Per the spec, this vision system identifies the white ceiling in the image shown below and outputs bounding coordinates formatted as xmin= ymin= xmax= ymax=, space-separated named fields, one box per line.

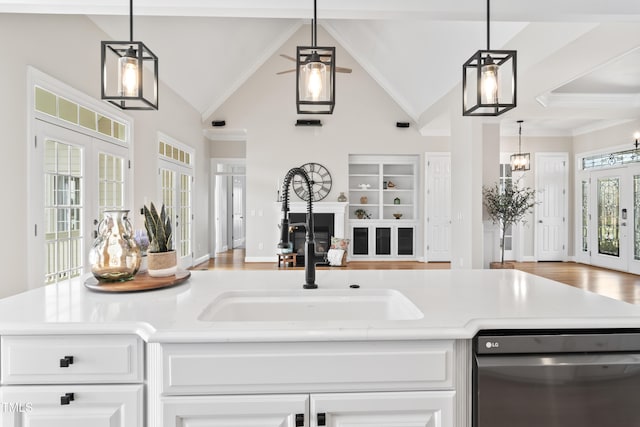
xmin=3 ymin=0 xmax=640 ymax=136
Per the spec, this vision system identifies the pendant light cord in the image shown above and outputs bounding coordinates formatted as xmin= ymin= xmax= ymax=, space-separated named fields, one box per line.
xmin=486 ymin=0 xmax=490 ymax=50
xmin=518 ymin=121 xmax=523 ymax=153
xmin=312 ymin=0 xmax=317 ymax=47
xmin=129 ymin=0 xmax=133 ymax=42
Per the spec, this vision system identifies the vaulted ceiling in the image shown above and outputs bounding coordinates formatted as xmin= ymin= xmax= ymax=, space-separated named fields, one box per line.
xmin=3 ymin=0 xmax=640 ymax=136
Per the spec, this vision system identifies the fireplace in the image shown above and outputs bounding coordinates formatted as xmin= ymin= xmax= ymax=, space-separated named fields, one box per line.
xmin=289 ymin=213 xmax=334 ymax=264
xmin=274 ymin=201 xmax=347 ymax=264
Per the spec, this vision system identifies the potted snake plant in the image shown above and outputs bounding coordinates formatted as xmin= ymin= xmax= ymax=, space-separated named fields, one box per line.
xmin=143 ymin=202 xmax=177 ymax=277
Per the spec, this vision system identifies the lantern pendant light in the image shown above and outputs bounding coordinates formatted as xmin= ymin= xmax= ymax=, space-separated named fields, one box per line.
xmin=101 ymin=0 xmax=159 ymax=110
xmin=462 ymin=0 xmax=517 ymax=116
xmin=296 ymin=0 xmax=336 ymax=114
xmin=510 ymin=120 xmax=530 ymax=171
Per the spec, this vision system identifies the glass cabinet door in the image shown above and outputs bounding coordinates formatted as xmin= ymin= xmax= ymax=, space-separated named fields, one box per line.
xmin=352 ymin=227 xmax=369 ymax=255
xmin=397 ymin=227 xmax=414 ymax=256
xmin=375 ymin=227 xmax=391 ymax=255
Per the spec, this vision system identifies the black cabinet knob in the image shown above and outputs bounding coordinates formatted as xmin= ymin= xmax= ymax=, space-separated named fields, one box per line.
xmin=295 ymin=413 xmax=304 ymax=427
xmin=59 ymin=355 xmax=74 ymax=367
xmin=317 ymin=413 xmax=326 ymax=426
xmin=60 ymin=393 xmax=74 ymax=405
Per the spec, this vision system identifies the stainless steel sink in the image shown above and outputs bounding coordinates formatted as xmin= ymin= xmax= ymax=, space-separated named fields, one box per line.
xmin=198 ymin=289 xmax=424 ymax=322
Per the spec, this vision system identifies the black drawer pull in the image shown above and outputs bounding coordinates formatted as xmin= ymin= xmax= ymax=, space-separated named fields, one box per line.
xmin=60 ymin=393 xmax=74 ymax=405
xmin=295 ymin=413 xmax=304 ymax=427
xmin=317 ymin=413 xmax=326 ymax=426
xmin=59 ymin=356 xmax=74 ymax=367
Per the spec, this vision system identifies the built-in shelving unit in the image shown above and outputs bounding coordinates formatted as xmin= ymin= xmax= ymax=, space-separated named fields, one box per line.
xmin=348 ymin=155 xmax=419 ymax=259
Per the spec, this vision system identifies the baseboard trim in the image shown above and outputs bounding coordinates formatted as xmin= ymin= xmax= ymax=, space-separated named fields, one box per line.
xmin=520 ymin=256 xmax=537 ymax=262
xmin=194 ymin=254 xmax=210 ymax=266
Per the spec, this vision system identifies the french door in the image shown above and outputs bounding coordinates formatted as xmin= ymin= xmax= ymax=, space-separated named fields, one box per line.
xmin=160 ymin=164 xmax=193 ymax=268
xmin=31 ymin=120 xmax=129 ymax=286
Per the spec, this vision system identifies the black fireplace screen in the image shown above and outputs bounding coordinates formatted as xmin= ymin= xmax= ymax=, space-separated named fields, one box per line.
xmin=289 ymin=213 xmax=334 ymax=262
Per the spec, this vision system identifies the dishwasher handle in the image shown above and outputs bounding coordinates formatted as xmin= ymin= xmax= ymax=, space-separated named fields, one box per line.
xmin=476 ymin=353 xmax=640 ymax=369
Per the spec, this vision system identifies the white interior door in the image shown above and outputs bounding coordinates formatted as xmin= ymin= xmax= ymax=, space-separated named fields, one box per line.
xmin=535 ymin=153 xmax=568 ymax=261
xmin=425 ymin=153 xmax=451 ymax=262
xmin=232 ymin=175 xmax=246 ymax=248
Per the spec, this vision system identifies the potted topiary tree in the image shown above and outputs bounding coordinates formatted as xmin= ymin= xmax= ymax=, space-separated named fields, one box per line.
xmin=143 ymin=202 xmax=177 ymax=277
xmin=483 ymin=180 xmax=537 ymax=268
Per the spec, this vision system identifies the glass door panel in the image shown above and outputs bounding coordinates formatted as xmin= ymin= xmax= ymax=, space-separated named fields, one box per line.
xmin=597 ymin=177 xmax=620 ymax=257
xmin=44 ymin=139 xmax=84 ymax=284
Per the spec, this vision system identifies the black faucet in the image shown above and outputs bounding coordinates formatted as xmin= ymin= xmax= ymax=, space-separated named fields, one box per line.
xmin=278 ymin=167 xmax=323 ymax=289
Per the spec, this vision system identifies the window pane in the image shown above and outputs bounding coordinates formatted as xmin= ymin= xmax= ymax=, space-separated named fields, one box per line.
xmin=35 ymin=87 xmax=57 ymax=116
xmin=79 ymin=107 xmax=96 ymax=130
xmin=58 ymin=97 xmax=78 ymax=124
xmin=97 ymin=115 xmax=112 ymax=136
xmin=113 ymin=122 xmax=126 ymax=141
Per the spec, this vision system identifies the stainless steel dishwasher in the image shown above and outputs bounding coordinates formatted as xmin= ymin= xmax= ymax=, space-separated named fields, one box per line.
xmin=473 ymin=329 xmax=640 ymax=427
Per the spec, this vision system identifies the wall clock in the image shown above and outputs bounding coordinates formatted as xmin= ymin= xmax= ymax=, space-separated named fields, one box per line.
xmin=293 ymin=162 xmax=332 ymax=201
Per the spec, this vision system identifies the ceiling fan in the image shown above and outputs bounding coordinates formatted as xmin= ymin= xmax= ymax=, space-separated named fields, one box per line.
xmin=275 ymin=0 xmax=352 ymax=76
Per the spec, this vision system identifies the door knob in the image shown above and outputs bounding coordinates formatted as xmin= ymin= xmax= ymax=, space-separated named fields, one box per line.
xmin=538 ymin=220 xmax=543 ymax=223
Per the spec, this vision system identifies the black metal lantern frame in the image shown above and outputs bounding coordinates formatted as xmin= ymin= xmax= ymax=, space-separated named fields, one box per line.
xmin=463 ymin=49 xmax=516 ymax=116
xmin=296 ymin=46 xmax=336 ymax=114
xmin=101 ymin=0 xmax=158 ymax=110
xmin=296 ymin=0 xmax=336 ymax=114
xmin=101 ymin=41 xmax=158 ymax=110
xmin=510 ymin=120 xmax=530 ymax=171
xmin=462 ymin=0 xmax=517 ymax=116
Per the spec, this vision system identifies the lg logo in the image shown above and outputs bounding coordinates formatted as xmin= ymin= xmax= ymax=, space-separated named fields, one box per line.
xmin=485 ymin=341 xmax=500 ymax=349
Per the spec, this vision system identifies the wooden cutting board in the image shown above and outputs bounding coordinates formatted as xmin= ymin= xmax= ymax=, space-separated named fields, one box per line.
xmin=84 ymin=269 xmax=191 ymax=293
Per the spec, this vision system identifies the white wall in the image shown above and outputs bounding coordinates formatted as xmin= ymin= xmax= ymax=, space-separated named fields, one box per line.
xmin=209 ymin=26 xmax=447 ymax=261
xmin=0 ymin=13 xmax=209 ymax=298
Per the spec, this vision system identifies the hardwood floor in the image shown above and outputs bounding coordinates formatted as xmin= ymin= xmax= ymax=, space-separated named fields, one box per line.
xmin=195 ymin=250 xmax=640 ymax=304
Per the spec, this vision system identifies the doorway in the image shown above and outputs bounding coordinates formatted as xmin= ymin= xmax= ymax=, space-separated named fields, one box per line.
xmin=535 ymin=153 xmax=568 ymax=261
xmin=32 ymin=120 xmax=130 ymax=285
xmin=425 ymin=153 xmax=451 ymax=262
xmin=578 ymin=165 xmax=640 ymax=274
xmin=212 ymin=159 xmax=246 ymax=254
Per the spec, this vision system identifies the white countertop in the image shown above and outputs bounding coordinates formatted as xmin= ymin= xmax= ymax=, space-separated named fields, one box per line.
xmin=0 ymin=269 xmax=639 ymax=342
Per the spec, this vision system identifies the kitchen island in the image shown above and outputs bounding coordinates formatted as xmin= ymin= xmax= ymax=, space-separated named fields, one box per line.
xmin=0 ymin=269 xmax=639 ymax=426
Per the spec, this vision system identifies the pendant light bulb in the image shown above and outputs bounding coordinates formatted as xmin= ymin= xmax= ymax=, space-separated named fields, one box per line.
xmin=481 ymin=57 xmax=498 ymax=105
xmin=305 ymin=61 xmax=325 ymax=100
xmin=119 ymin=47 xmax=139 ymax=97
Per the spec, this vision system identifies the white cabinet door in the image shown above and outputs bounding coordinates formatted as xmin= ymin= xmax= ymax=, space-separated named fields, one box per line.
xmin=0 ymin=384 xmax=143 ymax=427
xmin=310 ymin=391 xmax=455 ymax=427
xmin=162 ymin=394 xmax=309 ymax=427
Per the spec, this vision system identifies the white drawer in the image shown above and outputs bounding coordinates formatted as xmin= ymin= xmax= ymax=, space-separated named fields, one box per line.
xmin=159 ymin=340 xmax=453 ymax=395
xmin=1 ymin=335 xmax=143 ymax=384
xmin=0 ymin=384 xmax=143 ymax=427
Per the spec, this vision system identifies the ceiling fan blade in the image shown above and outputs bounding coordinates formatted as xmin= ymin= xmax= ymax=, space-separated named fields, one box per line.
xmin=280 ymin=54 xmax=296 ymax=62
xmin=276 ymin=69 xmax=296 ymax=75
xmin=336 ymin=66 xmax=353 ymax=74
